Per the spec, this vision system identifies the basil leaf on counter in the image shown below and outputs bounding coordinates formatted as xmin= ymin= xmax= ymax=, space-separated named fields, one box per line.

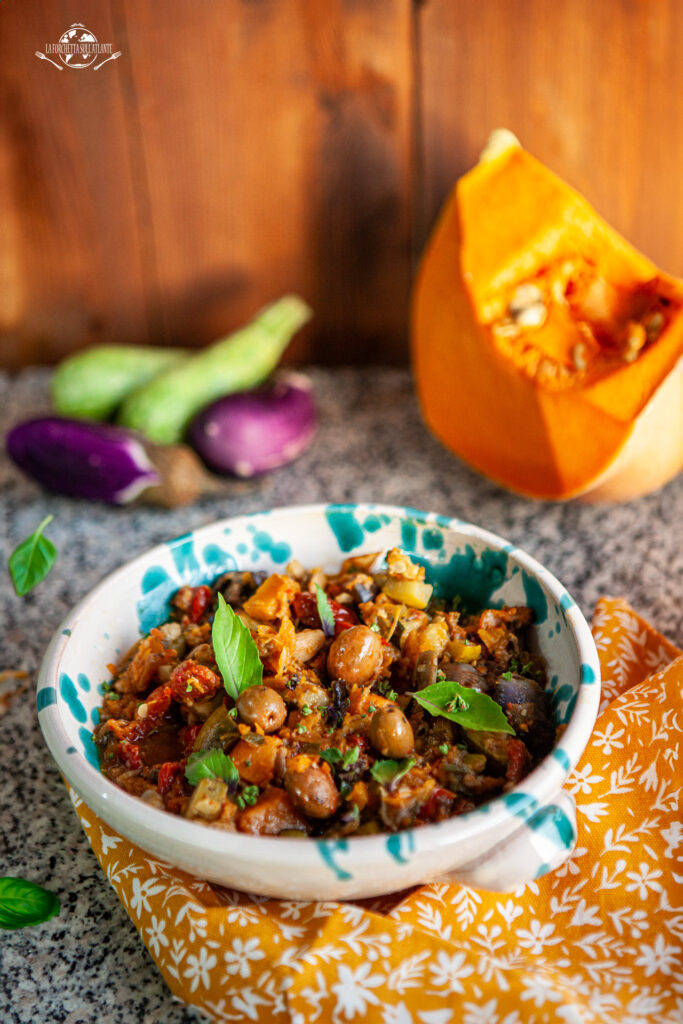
xmin=8 ymin=516 xmax=58 ymax=597
xmin=185 ymin=748 xmax=239 ymax=787
xmin=410 ymin=680 xmax=515 ymax=734
xmin=370 ymin=757 xmax=416 ymax=786
xmin=212 ymin=593 xmax=263 ymax=700
xmin=314 ymin=584 xmax=336 ymax=638
xmin=0 ymin=877 xmax=60 ymax=930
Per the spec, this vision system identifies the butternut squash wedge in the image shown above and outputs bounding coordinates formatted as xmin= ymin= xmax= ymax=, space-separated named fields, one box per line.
xmin=412 ymin=131 xmax=683 ymax=501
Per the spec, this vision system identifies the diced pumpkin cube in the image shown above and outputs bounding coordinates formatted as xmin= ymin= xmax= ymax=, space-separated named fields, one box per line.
xmin=243 ymin=574 xmax=300 ymax=621
xmin=231 ymin=736 xmax=280 ymax=787
xmin=446 ymin=639 xmax=482 ymax=663
xmin=382 ymin=578 xmax=433 ymax=610
xmin=236 ymin=787 xmax=307 ymax=835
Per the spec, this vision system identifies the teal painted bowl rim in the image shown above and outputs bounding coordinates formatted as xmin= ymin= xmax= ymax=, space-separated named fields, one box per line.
xmin=38 ymin=502 xmax=601 ymax=868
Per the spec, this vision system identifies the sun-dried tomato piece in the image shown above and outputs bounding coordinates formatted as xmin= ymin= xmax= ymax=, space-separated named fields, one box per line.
xmin=332 ymin=604 xmax=359 ymax=636
xmin=505 ymin=738 xmax=531 ymax=785
xmin=158 ymin=760 xmax=183 ymax=795
xmin=168 ymin=660 xmax=221 ymax=705
xmin=178 ymin=723 xmax=202 ymax=757
xmin=419 ymin=786 xmax=456 ymax=823
xmin=292 ymin=592 xmax=318 ymax=627
xmin=118 ymin=740 xmax=141 ymax=770
xmin=143 ymin=684 xmax=173 ymax=722
xmin=292 ymin=591 xmax=358 ymax=635
xmin=160 ymin=762 xmax=190 ymax=814
xmin=190 ymin=585 xmax=213 ymax=622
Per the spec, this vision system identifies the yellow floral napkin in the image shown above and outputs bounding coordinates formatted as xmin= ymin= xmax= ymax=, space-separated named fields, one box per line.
xmin=69 ymin=597 xmax=683 ymax=1023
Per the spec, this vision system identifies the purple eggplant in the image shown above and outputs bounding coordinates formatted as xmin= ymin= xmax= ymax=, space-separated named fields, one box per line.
xmin=6 ymin=417 xmax=230 ymax=507
xmin=188 ymin=372 xmax=317 ymax=477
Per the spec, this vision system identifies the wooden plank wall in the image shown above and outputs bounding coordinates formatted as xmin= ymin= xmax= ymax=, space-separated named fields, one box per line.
xmin=2 ymin=0 xmax=683 ymax=367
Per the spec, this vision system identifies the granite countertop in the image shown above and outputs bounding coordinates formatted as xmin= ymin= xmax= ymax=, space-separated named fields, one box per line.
xmin=1 ymin=367 xmax=681 ymax=1024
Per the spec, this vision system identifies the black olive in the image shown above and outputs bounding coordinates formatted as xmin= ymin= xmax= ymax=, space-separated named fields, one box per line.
xmin=493 ymin=674 xmax=555 ymax=757
xmin=443 ymin=662 xmax=491 ymax=694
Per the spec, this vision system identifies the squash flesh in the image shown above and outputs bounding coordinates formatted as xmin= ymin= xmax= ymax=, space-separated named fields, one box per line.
xmin=412 ymin=142 xmax=683 ymax=500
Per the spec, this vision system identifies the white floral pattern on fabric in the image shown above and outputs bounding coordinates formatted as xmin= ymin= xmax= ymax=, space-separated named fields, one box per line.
xmin=69 ymin=597 xmax=683 ymax=1024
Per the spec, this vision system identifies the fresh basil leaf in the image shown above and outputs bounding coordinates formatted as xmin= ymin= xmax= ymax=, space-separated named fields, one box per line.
xmin=319 ymin=747 xmax=343 ymax=764
xmin=212 ymin=593 xmax=263 ymax=701
xmin=185 ymin=748 xmax=239 ymax=787
xmin=342 ymin=746 xmax=360 ymax=768
xmin=370 ymin=756 xmax=416 ymax=786
xmin=8 ymin=516 xmax=58 ymax=597
xmin=410 ymin=680 xmax=515 ymax=734
xmin=314 ymin=584 xmax=336 ymax=638
xmin=0 ymin=877 xmax=60 ymax=930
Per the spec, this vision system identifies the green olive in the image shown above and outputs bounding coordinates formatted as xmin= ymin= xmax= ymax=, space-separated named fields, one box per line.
xmin=285 ymin=763 xmax=340 ymax=819
xmin=369 ymin=705 xmax=414 ymax=758
xmin=327 ymin=625 xmax=383 ymax=686
xmin=235 ymin=685 xmax=286 ymax=733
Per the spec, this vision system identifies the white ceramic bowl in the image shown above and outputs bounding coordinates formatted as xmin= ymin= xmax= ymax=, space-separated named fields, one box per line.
xmin=38 ymin=503 xmax=600 ymax=900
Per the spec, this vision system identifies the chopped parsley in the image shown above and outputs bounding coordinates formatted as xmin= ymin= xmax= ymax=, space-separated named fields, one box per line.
xmin=241 ymin=785 xmax=259 ymax=807
xmin=377 ymin=679 xmax=398 ymax=700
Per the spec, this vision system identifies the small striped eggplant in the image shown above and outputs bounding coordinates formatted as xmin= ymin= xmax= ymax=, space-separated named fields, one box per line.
xmin=6 ymin=417 xmax=230 ymax=507
xmin=188 ymin=372 xmax=317 ymax=477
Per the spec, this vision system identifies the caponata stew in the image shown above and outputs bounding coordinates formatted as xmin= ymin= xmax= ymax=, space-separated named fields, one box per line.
xmin=94 ymin=549 xmax=556 ymax=837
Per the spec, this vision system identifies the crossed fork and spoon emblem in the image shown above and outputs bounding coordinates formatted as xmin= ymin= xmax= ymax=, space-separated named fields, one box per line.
xmin=34 ymin=50 xmax=122 ymax=70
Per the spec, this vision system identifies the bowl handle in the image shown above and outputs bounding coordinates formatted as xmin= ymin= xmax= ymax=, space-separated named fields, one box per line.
xmin=440 ymin=791 xmax=577 ymax=893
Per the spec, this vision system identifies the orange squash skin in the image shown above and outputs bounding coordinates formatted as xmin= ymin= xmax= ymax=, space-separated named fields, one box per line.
xmin=412 ymin=143 xmax=683 ymax=501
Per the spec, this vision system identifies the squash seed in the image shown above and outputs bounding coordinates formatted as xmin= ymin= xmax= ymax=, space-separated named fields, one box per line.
xmin=491 ymin=318 xmax=520 ymax=340
xmin=571 ymin=342 xmax=588 ymax=372
xmin=644 ymin=310 xmax=664 ymax=341
xmin=623 ymin=322 xmax=646 ymax=362
xmin=508 ymin=284 xmax=547 ymax=328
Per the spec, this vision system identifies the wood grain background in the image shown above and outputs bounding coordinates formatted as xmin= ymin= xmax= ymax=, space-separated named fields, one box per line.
xmin=1 ymin=0 xmax=682 ymax=367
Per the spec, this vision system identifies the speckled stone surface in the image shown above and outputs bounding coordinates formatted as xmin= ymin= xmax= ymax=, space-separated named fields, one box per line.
xmin=0 ymin=368 xmax=681 ymax=1024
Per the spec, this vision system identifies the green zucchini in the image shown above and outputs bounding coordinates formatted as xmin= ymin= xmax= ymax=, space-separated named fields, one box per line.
xmin=51 ymin=345 xmax=189 ymax=421
xmin=117 ymin=295 xmax=312 ymax=444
